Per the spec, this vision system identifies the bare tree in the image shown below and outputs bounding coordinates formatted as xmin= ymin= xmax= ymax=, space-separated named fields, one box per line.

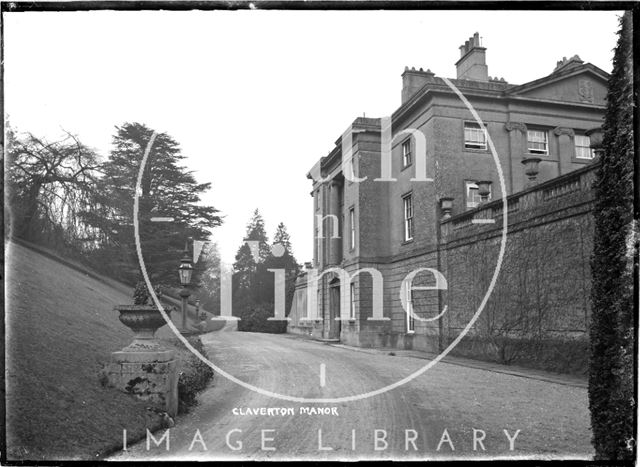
xmin=6 ymin=130 xmax=102 ymax=248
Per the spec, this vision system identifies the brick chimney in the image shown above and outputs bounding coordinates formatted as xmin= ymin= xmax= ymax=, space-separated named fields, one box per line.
xmin=455 ymin=32 xmax=488 ymax=82
xmin=401 ymin=67 xmax=435 ymax=104
xmin=553 ymin=55 xmax=584 ymax=74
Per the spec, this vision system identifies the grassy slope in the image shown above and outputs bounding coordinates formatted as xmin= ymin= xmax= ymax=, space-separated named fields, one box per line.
xmin=4 ymin=241 xmax=187 ymax=460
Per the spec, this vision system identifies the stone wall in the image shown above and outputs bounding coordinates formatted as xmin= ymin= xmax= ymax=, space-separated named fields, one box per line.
xmin=438 ymin=162 xmax=596 ymax=372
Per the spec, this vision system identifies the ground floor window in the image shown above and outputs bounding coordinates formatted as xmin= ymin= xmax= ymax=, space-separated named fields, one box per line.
xmin=406 ymin=288 xmax=415 ymax=333
xmin=402 ymin=193 xmax=414 ymax=241
xmin=349 ymin=282 xmax=356 ymax=319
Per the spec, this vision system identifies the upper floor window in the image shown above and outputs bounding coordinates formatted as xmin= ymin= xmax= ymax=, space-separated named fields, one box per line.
xmin=402 ymin=139 xmax=412 ymax=168
xmin=315 ymin=190 xmax=319 ymax=211
xmin=575 ymin=135 xmax=594 ymax=159
xmin=402 ymin=194 xmax=414 ymax=242
xmin=464 ymin=122 xmax=487 ymax=150
xmin=349 ymin=207 xmax=355 ymax=250
xmin=465 ymin=181 xmax=492 ymax=209
xmin=527 ymin=130 xmax=548 ymax=155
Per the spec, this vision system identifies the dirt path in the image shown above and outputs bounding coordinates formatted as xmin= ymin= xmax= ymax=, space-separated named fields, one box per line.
xmin=111 ymin=330 xmax=593 ymax=461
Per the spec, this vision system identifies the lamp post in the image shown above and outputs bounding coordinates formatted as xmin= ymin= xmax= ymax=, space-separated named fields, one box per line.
xmin=178 ymin=250 xmax=194 ymax=334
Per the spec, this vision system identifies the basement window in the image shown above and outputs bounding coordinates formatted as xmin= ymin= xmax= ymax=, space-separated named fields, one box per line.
xmin=527 ymin=130 xmax=548 ymax=155
xmin=464 ymin=122 xmax=487 ymax=150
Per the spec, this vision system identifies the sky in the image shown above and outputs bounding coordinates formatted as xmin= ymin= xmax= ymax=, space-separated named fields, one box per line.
xmin=4 ymin=9 xmax=622 ymax=265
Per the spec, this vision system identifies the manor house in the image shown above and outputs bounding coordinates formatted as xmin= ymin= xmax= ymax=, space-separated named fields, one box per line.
xmin=288 ymin=33 xmax=608 ymax=365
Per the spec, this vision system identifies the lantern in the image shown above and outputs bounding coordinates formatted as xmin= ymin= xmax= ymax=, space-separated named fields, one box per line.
xmin=178 ymin=254 xmax=193 ymax=286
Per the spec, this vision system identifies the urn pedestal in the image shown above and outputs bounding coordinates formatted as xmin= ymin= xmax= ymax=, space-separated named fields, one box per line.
xmin=106 ymin=305 xmax=178 ymax=417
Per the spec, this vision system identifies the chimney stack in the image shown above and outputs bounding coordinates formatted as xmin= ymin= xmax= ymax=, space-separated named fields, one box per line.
xmin=455 ymin=32 xmax=488 ymax=82
xmin=400 ymin=67 xmax=435 ymax=104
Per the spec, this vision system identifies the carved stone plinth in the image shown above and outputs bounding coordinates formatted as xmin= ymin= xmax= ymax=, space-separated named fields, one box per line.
xmin=106 ymin=349 xmax=178 ymax=417
xmin=106 ymin=305 xmax=178 ymax=416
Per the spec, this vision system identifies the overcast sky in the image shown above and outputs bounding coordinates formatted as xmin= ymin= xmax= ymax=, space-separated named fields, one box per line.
xmin=4 ymin=9 xmax=622 ymax=265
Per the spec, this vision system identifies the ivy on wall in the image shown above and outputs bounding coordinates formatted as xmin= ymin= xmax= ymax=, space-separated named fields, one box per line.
xmin=588 ymin=11 xmax=636 ymax=461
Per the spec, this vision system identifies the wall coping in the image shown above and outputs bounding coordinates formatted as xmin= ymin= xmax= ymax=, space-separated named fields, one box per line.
xmin=441 ymin=161 xmax=600 ymax=232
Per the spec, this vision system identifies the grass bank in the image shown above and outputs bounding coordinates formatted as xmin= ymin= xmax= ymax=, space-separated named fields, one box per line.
xmin=5 ymin=241 xmax=213 ymax=461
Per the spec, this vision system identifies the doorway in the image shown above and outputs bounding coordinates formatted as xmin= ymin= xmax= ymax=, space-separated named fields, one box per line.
xmin=328 ymin=279 xmax=341 ymax=340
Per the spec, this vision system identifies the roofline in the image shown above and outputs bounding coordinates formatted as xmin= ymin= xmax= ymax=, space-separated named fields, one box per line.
xmin=308 ymin=63 xmax=610 ymax=181
xmin=392 ymin=67 xmax=608 ymax=126
xmin=506 ymin=62 xmax=610 ymax=95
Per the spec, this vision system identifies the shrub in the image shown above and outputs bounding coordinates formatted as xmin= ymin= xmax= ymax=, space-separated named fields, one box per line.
xmin=236 ymin=302 xmax=287 ymax=334
xmin=446 ymin=333 xmax=590 ymax=375
xmin=177 ymin=337 xmax=214 ymax=414
xmin=132 ymin=280 xmax=163 ymax=305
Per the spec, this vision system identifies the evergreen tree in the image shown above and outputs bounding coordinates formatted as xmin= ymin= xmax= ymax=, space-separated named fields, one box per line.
xmin=232 ymin=209 xmax=270 ymax=308
xmin=91 ymin=122 xmax=222 ymax=286
xmin=194 ymin=241 xmax=222 ymax=315
xmin=232 ymin=212 xmax=298 ymax=333
xmin=588 ymin=12 xmax=635 ymax=461
xmin=244 ymin=208 xmax=272 ymax=262
xmin=273 ymin=222 xmax=293 ymax=254
xmin=267 ymin=222 xmax=301 ymax=316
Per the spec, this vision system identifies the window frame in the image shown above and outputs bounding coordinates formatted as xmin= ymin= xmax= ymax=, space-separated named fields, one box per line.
xmin=527 ymin=129 xmax=549 ymax=155
xmin=349 ymin=282 xmax=356 ymax=320
xmin=464 ymin=121 xmax=488 ymax=150
xmin=574 ymin=134 xmax=594 ymax=160
xmin=348 ymin=206 xmax=356 ymax=250
xmin=401 ymin=139 xmax=412 ymax=168
xmin=406 ymin=288 xmax=415 ymax=333
xmin=402 ymin=193 xmax=414 ymax=242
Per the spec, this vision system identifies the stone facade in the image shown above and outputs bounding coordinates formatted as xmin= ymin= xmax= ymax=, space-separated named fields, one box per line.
xmin=288 ymin=33 xmax=607 ymax=370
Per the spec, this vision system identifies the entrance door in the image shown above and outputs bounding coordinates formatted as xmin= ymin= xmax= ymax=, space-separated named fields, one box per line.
xmin=328 ymin=282 xmax=341 ymax=340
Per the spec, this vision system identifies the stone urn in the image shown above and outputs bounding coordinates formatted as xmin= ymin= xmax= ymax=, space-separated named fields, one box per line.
xmin=114 ymin=304 xmax=171 ymax=351
xmin=439 ymin=197 xmax=454 ymax=219
xmin=522 ymin=157 xmax=541 ymax=185
xmin=586 ymin=127 xmax=604 ymax=160
xmin=476 ymin=181 xmax=492 ymax=203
